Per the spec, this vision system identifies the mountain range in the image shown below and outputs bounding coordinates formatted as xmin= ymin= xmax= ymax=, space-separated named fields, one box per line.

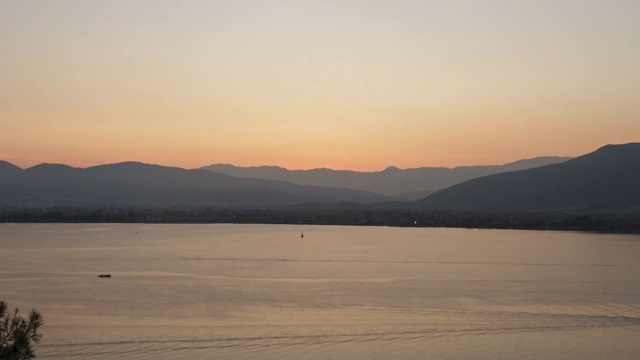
xmin=0 ymin=162 xmax=393 ymax=207
xmin=1 ymin=143 xmax=638 ymax=212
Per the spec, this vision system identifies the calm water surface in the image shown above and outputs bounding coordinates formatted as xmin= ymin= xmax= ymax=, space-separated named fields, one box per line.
xmin=1 ymin=224 xmax=639 ymax=359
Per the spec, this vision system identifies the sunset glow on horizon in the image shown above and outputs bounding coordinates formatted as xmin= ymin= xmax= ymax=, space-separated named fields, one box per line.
xmin=2 ymin=0 xmax=639 ymax=171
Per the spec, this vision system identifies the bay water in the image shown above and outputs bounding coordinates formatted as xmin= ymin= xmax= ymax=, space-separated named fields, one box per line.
xmin=1 ymin=224 xmax=639 ymax=359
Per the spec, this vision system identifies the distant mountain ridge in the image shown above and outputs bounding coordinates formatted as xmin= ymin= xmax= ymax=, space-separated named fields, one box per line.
xmin=417 ymin=143 xmax=640 ymax=211
xmin=202 ymin=156 xmax=571 ymax=200
xmin=0 ymin=161 xmax=394 ymax=207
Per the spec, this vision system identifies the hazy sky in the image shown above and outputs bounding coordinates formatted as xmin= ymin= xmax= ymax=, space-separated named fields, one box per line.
xmin=1 ymin=0 xmax=639 ymax=170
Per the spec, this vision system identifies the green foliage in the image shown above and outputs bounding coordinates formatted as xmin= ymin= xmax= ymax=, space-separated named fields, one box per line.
xmin=0 ymin=301 xmax=44 ymax=360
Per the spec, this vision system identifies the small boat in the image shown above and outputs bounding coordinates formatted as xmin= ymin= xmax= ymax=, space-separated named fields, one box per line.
xmin=98 ymin=274 xmax=111 ymax=278
xmin=301 ymin=232 xmax=304 ymax=238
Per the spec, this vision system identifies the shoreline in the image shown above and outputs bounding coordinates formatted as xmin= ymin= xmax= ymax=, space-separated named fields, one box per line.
xmin=1 ymin=207 xmax=639 ymax=234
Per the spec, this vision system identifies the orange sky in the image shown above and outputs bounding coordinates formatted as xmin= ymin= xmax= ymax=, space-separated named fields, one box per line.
xmin=1 ymin=1 xmax=639 ymax=171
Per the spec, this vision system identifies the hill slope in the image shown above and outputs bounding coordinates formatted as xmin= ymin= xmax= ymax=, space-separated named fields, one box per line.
xmin=416 ymin=143 xmax=640 ymax=211
xmin=0 ymin=160 xmax=22 ymax=177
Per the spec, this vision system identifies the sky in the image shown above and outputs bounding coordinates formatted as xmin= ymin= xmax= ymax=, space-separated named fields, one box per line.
xmin=1 ymin=0 xmax=639 ymax=171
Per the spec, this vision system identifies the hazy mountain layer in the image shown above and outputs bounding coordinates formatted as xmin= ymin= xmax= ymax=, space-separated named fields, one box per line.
xmin=202 ymin=157 xmax=571 ymax=200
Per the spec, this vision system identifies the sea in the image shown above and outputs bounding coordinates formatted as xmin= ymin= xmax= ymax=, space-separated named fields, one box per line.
xmin=1 ymin=223 xmax=639 ymax=359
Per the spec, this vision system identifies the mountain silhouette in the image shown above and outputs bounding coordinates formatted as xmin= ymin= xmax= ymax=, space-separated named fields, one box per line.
xmin=416 ymin=143 xmax=640 ymax=211
xmin=0 ymin=161 xmax=394 ymax=207
xmin=202 ymin=156 xmax=570 ymax=200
